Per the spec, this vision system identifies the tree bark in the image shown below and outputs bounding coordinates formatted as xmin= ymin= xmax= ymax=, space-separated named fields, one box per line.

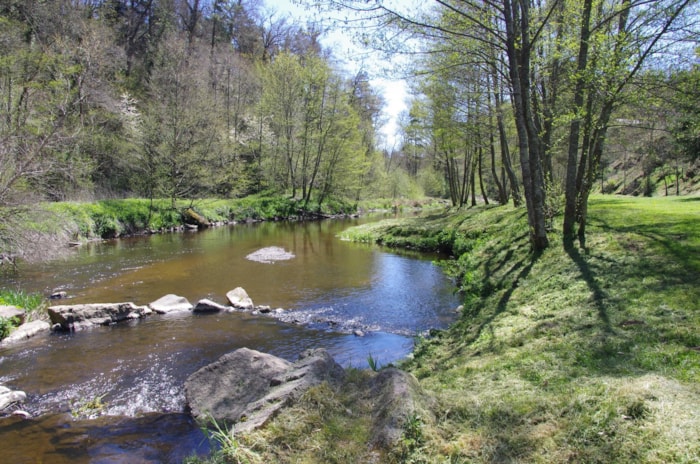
xmin=563 ymin=0 xmax=593 ymax=248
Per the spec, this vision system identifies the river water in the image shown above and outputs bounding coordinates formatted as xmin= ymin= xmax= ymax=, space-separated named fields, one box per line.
xmin=0 ymin=216 xmax=459 ymax=462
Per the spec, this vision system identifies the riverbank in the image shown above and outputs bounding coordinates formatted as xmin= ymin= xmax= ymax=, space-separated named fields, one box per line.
xmin=186 ymin=194 xmax=698 ymax=463
xmin=0 ymin=195 xmax=447 ymax=265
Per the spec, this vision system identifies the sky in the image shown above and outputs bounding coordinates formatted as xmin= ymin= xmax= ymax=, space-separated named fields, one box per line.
xmin=263 ymin=0 xmax=411 ymax=150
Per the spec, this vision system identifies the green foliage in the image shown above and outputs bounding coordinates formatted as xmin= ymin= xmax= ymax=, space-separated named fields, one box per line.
xmin=0 ymin=317 xmax=15 ymax=340
xmin=390 ymin=413 xmax=426 ymax=463
xmin=345 ymin=196 xmax=700 ymax=462
xmin=367 ymin=353 xmax=381 ymax=372
xmin=0 ymin=289 xmax=44 ymax=311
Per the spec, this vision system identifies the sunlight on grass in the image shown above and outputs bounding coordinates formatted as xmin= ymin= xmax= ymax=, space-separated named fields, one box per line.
xmin=341 ymin=195 xmax=700 ymax=463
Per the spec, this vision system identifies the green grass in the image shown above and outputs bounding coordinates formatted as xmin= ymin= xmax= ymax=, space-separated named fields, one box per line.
xmin=0 ymin=289 xmax=47 ymax=339
xmin=8 ymin=193 xmax=698 ymax=462
xmin=187 ymin=195 xmax=698 ymax=462
xmin=339 ymin=194 xmax=700 ymax=463
xmin=28 ymin=195 xmax=357 ymax=242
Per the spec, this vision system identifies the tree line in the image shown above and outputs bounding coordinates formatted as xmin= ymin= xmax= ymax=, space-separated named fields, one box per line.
xmin=318 ymin=0 xmax=699 ymax=249
xmin=0 ymin=0 xmax=399 ymax=214
xmin=2 ymin=0 xmax=699 ymax=253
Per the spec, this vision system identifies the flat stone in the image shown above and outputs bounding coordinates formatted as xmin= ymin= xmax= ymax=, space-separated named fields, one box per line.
xmin=0 ymin=306 xmax=25 ymax=325
xmin=48 ymin=302 xmax=149 ymax=330
xmin=1 ymin=320 xmax=50 ymax=346
xmin=148 ymin=294 xmax=193 ymax=314
xmin=245 ymin=247 xmax=295 ymax=264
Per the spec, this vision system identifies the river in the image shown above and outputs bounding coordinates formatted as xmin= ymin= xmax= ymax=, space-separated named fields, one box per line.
xmin=0 ymin=215 xmax=459 ymax=462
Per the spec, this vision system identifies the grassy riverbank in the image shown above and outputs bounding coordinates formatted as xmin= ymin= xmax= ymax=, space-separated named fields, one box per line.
xmin=194 ymin=195 xmax=699 ymax=463
xmin=342 ymin=194 xmax=700 ymax=463
xmin=0 ymin=195 xmax=360 ymax=262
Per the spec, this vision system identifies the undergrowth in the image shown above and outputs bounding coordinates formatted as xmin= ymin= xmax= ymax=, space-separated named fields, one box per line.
xmin=28 ymin=195 xmax=357 ymax=242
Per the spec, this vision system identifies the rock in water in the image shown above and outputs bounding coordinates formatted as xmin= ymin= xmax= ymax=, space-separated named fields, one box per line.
xmin=226 ymin=287 xmax=254 ymax=310
xmin=0 ymin=320 xmax=50 ymax=346
xmin=0 ymin=389 xmax=27 ymax=412
xmin=185 ymin=348 xmax=291 ymax=426
xmin=245 ymin=247 xmax=295 ymax=264
xmin=193 ymin=299 xmax=230 ymax=313
xmin=185 ymin=347 xmax=345 ymax=433
xmin=0 ymin=305 xmax=25 ymax=325
xmin=148 ymin=294 xmax=193 ymax=314
xmin=48 ymin=302 xmax=150 ymax=330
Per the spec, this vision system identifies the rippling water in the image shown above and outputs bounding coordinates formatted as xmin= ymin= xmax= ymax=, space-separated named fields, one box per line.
xmin=0 ymin=216 xmax=459 ymax=461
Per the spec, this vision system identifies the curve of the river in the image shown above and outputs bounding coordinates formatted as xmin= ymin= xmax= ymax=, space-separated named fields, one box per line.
xmin=0 ymin=215 xmax=459 ymax=462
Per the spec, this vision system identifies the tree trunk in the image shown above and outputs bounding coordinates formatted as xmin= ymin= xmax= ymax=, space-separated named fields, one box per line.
xmin=504 ymin=0 xmax=548 ymax=250
xmin=563 ymin=0 xmax=593 ymax=248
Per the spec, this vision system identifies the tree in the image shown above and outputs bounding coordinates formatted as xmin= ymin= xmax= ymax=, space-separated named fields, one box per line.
xmin=561 ymin=0 xmax=695 ymax=246
xmin=139 ymin=37 xmax=221 ymax=206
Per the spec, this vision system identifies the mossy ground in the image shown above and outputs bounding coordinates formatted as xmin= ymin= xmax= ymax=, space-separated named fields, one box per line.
xmin=206 ymin=194 xmax=699 ymax=463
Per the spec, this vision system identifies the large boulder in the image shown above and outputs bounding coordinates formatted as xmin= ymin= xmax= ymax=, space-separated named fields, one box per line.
xmin=48 ymin=302 xmax=150 ymax=330
xmin=0 ymin=305 xmax=25 ymax=325
xmin=368 ymin=368 xmax=437 ymax=448
xmin=185 ymin=348 xmax=345 ymax=433
xmin=148 ymin=294 xmax=193 ymax=314
xmin=1 ymin=320 xmax=50 ymax=346
xmin=226 ymin=287 xmax=254 ymax=310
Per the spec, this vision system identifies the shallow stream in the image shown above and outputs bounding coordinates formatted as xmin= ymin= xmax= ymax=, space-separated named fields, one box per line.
xmin=0 ymin=216 xmax=459 ymax=462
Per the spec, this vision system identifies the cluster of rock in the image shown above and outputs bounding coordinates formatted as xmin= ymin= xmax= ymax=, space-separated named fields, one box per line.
xmin=3 ymin=292 xmax=438 ymax=451
xmin=0 ymin=287 xmax=273 ymax=348
xmin=184 ymin=346 xmax=436 ymax=449
xmin=45 ymin=287 xmax=277 ymax=332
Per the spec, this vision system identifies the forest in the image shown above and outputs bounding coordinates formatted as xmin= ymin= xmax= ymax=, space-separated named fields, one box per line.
xmin=0 ymin=0 xmax=698 ymax=254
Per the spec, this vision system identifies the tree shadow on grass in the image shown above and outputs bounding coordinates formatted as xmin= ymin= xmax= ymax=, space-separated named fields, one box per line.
xmin=452 ymin=233 xmax=540 ymax=353
xmin=565 ymin=244 xmax=613 ymax=333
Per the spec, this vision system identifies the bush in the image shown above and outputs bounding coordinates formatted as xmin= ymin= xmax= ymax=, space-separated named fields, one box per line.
xmin=0 ymin=316 xmax=16 ymax=339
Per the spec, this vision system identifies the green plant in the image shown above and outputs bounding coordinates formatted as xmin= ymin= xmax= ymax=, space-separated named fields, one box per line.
xmin=199 ymin=415 xmax=262 ymax=464
xmin=0 ymin=316 xmax=16 ymax=339
xmin=390 ymin=412 xmax=426 ymax=463
xmin=0 ymin=289 xmax=45 ymax=324
xmin=367 ymin=353 xmax=381 ymax=372
xmin=71 ymin=394 xmax=108 ymax=419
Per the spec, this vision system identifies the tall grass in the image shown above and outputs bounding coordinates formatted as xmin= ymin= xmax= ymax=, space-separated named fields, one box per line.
xmin=0 ymin=289 xmax=46 ymax=339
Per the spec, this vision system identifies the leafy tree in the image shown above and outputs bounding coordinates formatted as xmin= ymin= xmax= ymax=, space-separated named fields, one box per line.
xmin=139 ymin=37 xmax=221 ymax=206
